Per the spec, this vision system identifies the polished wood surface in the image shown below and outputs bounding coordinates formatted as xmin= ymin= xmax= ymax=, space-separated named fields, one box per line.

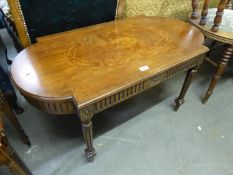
xmin=12 ymin=16 xmax=207 ymax=110
xmin=11 ymin=16 xmax=208 ymax=161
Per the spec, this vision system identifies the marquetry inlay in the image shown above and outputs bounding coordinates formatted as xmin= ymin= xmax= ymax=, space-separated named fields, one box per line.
xmin=65 ymin=28 xmax=172 ymax=67
xmin=22 ymin=54 xmax=204 ymax=115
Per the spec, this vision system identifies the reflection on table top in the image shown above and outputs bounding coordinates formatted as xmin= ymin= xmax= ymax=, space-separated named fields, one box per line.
xmin=11 ymin=16 xmax=207 ymax=108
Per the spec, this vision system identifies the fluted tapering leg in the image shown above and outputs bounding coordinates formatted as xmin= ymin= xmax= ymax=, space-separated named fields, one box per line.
xmin=211 ymin=0 xmax=228 ymax=32
xmin=79 ymin=107 xmax=96 ymax=162
xmin=81 ymin=121 xmax=96 ymax=162
xmin=174 ymin=66 xmax=199 ymax=111
xmin=191 ymin=0 xmax=199 ymax=19
xmin=203 ymin=44 xmax=233 ymax=104
xmin=0 ymin=91 xmax=30 ymax=146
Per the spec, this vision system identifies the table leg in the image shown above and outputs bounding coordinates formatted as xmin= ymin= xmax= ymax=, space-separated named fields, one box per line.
xmin=202 ymin=44 xmax=233 ymax=104
xmin=0 ymin=92 xmax=30 ymax=146
xmin=79 ymin=108 xmax=96 ymax=162
xmin=174 ymin=66 xmax=198 ymax=111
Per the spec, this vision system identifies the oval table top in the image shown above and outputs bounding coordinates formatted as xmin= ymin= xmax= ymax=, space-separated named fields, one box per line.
xmin=11 ymin=16 xmax=207 ymax=110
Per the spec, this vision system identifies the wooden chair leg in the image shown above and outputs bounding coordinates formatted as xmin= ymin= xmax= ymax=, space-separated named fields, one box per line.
xmin=211 ymin=0 xmax=228 ymax=32
xmin=0 ymin=92 xmax=31 ymax=146
xmin=1 ymin=115 xmax=32 ymax=175
xmin=174 ymin=66 xmax=199 ymax=111
xmin=200 ymin=0 xmax=210 ymax=25
xmin=203 ymin=44 xmax=233 ymax=104
xmin=4 ymin=144 xmax=33 ymax=175
xmin=191 ymin=0 xmax=199 ymax=19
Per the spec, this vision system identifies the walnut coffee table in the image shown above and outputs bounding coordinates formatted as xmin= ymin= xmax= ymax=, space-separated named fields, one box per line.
xmin=11 ymin=16 xmax=208 ymax=162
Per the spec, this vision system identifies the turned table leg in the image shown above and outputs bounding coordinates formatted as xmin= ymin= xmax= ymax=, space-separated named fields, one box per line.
xmin=174 ymin=66 xmax=199 ymax=111
xmin=79 ymin=107 xmax=96 ymax=162
xmin=203 ymin=44 xmax=233 ymax=104
xmin=0 ymin=91 xmax=30 ymax=146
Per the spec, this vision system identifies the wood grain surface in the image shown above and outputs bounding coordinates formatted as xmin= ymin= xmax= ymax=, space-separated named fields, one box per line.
xmin=11 ymin=16 xmax=207 ymax=112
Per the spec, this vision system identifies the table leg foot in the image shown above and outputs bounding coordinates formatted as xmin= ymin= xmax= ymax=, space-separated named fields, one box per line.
xmin=81 ymin=120 xmax=96 ymax=162
xmin=22 ymin=135 xmax=31 ymax=147
xmin=202 ymin=91 xmax=212 ymax=104
xmin=174 ymin=98 xmax=185 ymax=111
xmin=85 ymin=148 xmax=96 ymax=162
xmin=79 ymin=107 xmax=96 ymax=162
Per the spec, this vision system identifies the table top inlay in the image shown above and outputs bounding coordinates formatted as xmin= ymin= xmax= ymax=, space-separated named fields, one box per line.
xmin=11 ymin=16 xmax=207 ymax=109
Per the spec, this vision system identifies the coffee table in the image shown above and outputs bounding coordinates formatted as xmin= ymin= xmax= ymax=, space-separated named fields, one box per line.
xmin=11 ymin=16 xmax=208 ymax=162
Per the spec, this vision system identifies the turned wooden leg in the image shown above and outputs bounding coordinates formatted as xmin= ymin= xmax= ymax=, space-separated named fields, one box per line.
xmin=226 ymin=0 xmax=232 ymax=9
xmin=1 ymin=116 xmax=32 ymax=175
xmin=191 ymin=0 xmax=199 ymax=19
xmin=200 ymin=0 xmax=210 ymax=25
xmin=4 ymin=103 xmax=31 ymax=146
xmin=79 ymin=107 xmax=96 ymax=162
xmin=0 ymin=91 xmax=31 ymax=146
xmin=211 ymin=0 xmax=228 ymax=32
xmin=174 ymin=66 xmax=199 ymax=111
xmin=203 ymin=44 xmax=233 ymax=104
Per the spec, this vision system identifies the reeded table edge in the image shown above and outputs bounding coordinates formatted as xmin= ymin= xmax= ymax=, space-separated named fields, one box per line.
xmin=11 ymin=47 xmax=208 ymax=115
